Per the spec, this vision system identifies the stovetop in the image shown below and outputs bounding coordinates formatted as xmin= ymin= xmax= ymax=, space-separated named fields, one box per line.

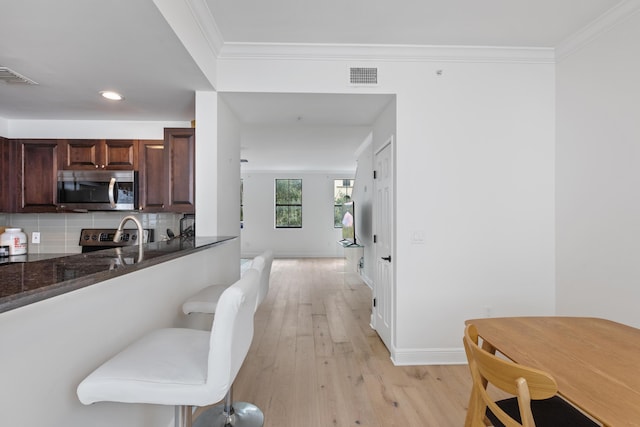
xmin=79 ymin=228 xmax=153 ymax=248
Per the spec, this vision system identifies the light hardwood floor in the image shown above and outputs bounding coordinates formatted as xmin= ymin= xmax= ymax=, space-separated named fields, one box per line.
xmin=209 ymin=257 xmax=473 ymax=427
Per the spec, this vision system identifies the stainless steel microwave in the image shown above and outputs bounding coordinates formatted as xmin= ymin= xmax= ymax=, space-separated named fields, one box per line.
xmin=57 ymin=170 xmax=139 ymax=211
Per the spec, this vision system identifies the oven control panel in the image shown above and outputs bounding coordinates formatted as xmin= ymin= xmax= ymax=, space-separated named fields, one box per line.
xmin=79 ymin=228 xmax=153 ymax=247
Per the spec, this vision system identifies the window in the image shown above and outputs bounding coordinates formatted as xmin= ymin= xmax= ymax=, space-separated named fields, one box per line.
xmin=334 ymin=179 xmax=354 ymax=227
xmin=275 ymin=179 xmax=302 ymax=228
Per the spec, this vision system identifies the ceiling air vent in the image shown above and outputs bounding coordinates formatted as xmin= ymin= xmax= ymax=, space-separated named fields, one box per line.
xmin=350 ymin=67 xmax=378 ymax=85
xmin=0 ymin=67 xmax=38 ymax=85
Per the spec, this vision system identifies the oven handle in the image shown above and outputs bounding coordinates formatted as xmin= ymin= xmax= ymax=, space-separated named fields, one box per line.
xmin=108 ymin=177 xmax=117 ymax=208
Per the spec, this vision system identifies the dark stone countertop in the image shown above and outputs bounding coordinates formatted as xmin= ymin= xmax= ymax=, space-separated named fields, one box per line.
xmin=0 ymin=253 xmax=75 ymax=265
xmin=0 ymin=236 xmax=237 ymax=314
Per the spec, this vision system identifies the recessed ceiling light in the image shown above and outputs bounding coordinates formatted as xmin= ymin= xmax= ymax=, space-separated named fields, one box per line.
xmin=99 ymin=90 xmax=124 ymax=101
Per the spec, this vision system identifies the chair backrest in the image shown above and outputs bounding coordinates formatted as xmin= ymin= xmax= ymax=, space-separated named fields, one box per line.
xmin=463 ymin=324 xmax=558 ymax=427
xmin=250 ymin=250 xmax=273 ymax=310
xmin=206 ymin=268 xmax=259 ymax=398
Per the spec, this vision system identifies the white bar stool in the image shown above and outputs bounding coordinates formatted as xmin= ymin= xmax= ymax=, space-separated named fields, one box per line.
xmin=183 ymin=251 xmax=273 ymax=315
xmin=182 ymin=250 xmax=273 ymax=427
xmin=77 ymin=268 xmax=261 ymax=427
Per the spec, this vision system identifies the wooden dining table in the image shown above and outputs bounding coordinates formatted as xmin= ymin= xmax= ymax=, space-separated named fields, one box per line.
xmin=465 ymin=316 xmax=640 ymax=427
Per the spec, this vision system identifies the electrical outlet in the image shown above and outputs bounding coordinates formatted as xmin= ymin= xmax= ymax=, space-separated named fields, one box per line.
xmin=32 ymin=232 xmax=41 ymax=244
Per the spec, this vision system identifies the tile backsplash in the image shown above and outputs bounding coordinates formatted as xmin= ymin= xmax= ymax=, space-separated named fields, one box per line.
xmin=1 ymin=212 xmax=182 ymax=254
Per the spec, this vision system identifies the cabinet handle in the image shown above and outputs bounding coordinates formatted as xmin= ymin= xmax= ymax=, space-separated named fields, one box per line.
xmin=381 ymin=256 xmax=392 ymax=262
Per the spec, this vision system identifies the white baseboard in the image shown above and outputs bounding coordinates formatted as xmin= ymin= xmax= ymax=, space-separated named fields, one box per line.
xmin=241 ymin=251 xmax=340 ymax=258
xmin=390 ymin=347 xmax=468 ymax=366
xmin=359 ymin=271 xmax=374 ymax=289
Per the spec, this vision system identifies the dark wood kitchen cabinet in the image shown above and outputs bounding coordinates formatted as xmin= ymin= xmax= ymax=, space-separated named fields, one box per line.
xmin=165 ymin=128 xmax=195 ymax=213
xmin=0 ymin=137 xmax=9 ymax=212
xmin=138 ymin=129 xmax=195 ymax=213
xmin=138 ymin=140 xmax=166 ymax=211
xmin=11 ymin=139 xmax=59 ymax=213
xmin=61 ymin=139 xmax=138 ymax=170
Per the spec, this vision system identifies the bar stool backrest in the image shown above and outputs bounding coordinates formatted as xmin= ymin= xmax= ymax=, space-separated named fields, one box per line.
xmin=206 ymin=268 xmax=259 ymax=397
xmin=251 ymin=250 xmax=273 ymax=310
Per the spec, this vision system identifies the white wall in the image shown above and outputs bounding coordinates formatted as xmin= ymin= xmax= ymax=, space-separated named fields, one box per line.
xmin=216 ymin=97 xmax=242 ymax=236
xmin=556 ymin=12 xmax=640 ymax=327
xmin=240 ymin=124 xmax=372 ymax=172
xmin=219 ymin=53 xmax=556 ymax=363
xmin=195 ymin=91 xmax=219 ymax=236
xmin=0 ymin=116 xmax=8 ymax=136
xmin=240 ymin=171 xmax=353 ymax=258
xmin=5 ymin=119 xmax=189 ymax=139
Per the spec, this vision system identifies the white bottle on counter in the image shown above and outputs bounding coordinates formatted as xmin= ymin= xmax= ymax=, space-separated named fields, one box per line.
xmin=0 ymin=228 xmax=28 ymax=255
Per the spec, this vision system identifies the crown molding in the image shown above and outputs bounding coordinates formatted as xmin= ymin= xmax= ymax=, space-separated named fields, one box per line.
xmin=218 ymin=42 xmax=555 ymax=64
xmin=185 ymin=0 xmax=225 ymax=57
xmin=555 ymin=0 xmax=640 ymax=61
xmin=176 ymin=0 xmax=640 ymax=66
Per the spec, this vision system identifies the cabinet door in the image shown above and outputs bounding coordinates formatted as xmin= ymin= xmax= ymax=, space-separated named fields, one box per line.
xmin=164 ymin=128 xmax=195 ymax=213
xmin=62 ymin=139 xmax=137 ymax=170
xmin=0 ymin=137 xmax=9 ymax=212
xmin=103 ymin=139 xmax=137 ymax=170
xmin=14 ymin=140 xmax=59 ymax=213
xmin=138 ymin=140 xmax=166 ymax=212
xmin=62 ymin=139 xmax=102 ymax=169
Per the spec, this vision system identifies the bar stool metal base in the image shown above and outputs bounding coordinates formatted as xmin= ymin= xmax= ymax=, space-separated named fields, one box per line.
xmin=193 ymin=402 xmax=264 ymax=427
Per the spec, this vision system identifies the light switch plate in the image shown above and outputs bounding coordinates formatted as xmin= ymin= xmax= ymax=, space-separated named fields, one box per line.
xmin=410 ymin=230 xmax=425 ymax=244
xmin=31 ymin=232 xmax=41 ymax=244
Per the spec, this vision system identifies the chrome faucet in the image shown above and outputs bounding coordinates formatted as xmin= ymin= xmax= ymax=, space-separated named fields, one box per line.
xmin=114 ymin=215 xmax=144 ymax=262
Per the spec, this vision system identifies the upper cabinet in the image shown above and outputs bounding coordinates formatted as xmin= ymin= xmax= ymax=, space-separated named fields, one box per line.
xmin=0 ymin=137 xmax=9 ymax=212
xmin=12 ymin=139 xmax=59 ymax=213
xmin=138 ymin=129 xmax=195 ymax=213
xmin=61 ymin=139 xmax=138 ymax=170
xmin=165 ymin=128 xmax=195 ymax=213
xmin=2 ymin=131 xmax=194 ymax=214
xmin=138 ymin=140 xmax=166 ymax=212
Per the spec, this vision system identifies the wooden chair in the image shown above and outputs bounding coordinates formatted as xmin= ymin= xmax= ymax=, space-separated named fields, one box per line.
xmin=463 ymin=324 xmax=599 ymax=427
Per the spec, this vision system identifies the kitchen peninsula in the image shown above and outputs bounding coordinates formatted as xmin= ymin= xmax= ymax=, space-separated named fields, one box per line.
xmin=0 ymin=235 xmax=235 ymax=313
xmin=0 ymin=235 xmax=240 ymax=426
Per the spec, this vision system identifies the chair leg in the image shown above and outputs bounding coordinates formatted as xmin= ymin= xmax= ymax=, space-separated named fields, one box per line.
xmin=175 ymin=405 xmax=193 ymax=427
xmin=193 ymin=386 xmax=264 ymax=427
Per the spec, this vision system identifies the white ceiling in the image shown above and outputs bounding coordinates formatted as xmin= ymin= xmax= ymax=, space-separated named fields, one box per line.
xmin=0 ymin=0 xmax=212 ymax=121
xmin=207 ymin=0 xmax=622 ymax=47
xmin=0 ymin=0 xmax=626 ymax=170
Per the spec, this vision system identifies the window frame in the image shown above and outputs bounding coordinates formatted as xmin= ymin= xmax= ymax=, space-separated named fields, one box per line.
xmin=275 ymin=178 xmax=303 ymax=229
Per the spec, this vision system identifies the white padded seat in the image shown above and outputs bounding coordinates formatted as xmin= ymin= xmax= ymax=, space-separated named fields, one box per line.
xmin=182 ymin=285 xmax=226 ymax=315
xmin=77 ymin=328 xmax=210 ymax=406
xmin=182 ymin=251 xmax=273 ymax=315
xmin=77 ymin=268 xmax=261 ymax=427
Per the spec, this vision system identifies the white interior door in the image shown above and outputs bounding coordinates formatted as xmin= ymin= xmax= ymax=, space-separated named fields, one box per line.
xmin=373 ymin=136 xmax=394 ymax=351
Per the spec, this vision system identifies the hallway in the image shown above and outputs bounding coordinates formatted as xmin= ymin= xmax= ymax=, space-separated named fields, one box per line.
xmin=205 ymin=258 xmax=471 ymax=426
